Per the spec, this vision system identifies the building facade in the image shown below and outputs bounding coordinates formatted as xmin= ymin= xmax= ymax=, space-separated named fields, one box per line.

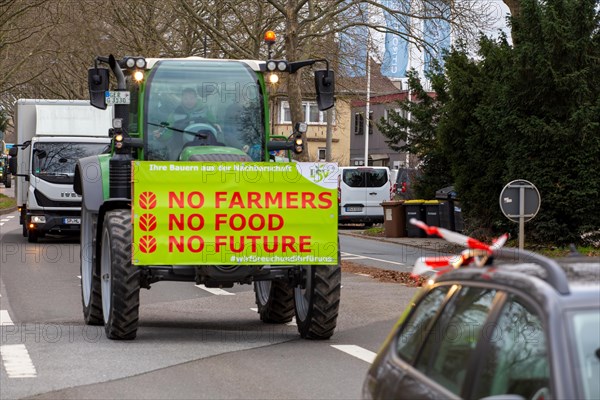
xmin=271 ymin=98 xmax=351 ymax=165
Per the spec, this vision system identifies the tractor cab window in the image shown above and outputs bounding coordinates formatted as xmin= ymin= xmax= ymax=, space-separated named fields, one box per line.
xmin=126 ymin=76 xmax=140 ymax=134
xmin=144 ymin=60 xmax=264 ymax=161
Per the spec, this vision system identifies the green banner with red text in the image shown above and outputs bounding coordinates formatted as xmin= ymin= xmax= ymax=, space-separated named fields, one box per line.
xmin=131 ymin=162 xmax=339 ymax=265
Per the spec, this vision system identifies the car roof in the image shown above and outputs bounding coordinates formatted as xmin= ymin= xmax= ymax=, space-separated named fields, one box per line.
xmin=433 ymin=249 xmax=599 ymax=300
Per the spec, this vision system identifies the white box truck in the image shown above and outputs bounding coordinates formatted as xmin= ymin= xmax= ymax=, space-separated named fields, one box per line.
xmin=10 ymin=99 xmax=112 ymax=242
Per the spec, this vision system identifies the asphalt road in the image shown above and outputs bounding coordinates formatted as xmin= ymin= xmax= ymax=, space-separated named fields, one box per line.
xmin=339 ymin=233 xmax=446 ymax=272
xmin=0 ymin=211 xmax=421 ymax=399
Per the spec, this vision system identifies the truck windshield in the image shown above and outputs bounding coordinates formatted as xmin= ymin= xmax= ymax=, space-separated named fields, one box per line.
xmin=145 ymin=60 xmax=264 ymax=161
xmin=32 ymin=142 xmax=109 ymax=184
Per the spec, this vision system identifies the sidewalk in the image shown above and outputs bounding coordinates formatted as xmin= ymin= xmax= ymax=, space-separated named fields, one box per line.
xmin=339 ymin=230 xmax=462 ymax=254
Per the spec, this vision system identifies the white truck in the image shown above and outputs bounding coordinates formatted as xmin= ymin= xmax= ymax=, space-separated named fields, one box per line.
xmin=10 ymin=99 xmax=112 ymax=242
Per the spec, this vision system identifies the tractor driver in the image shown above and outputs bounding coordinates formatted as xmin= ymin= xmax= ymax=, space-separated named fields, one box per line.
xmin=148 ymin=88 xmax=218 ymax=160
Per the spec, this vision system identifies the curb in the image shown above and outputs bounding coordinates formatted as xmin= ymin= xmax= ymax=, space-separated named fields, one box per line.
xmin=339 ymin=231 xmax=460 ymax=254
xmin=0 ymin=206 xmax=17 ymax=216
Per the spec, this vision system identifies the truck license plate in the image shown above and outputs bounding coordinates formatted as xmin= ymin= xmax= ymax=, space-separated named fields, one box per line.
xmin=105 ymin=91 xmax=130 ymax=105
xmin=345 ymin=206 xmax=363 ymax=212
xmin=64 ymin=218 xmax=81 ymax=224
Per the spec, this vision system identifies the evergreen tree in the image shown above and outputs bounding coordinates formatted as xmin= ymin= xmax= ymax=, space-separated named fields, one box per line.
xmin=502 ymin=0 xmax=600 ymax=244
xmin=438 ymin=37 xmax=514 ymax=237
xmin=377 ymin=69 xmax=452 ymax=199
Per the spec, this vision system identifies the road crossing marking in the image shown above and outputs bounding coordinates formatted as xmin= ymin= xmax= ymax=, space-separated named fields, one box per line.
xmin=250 ymin=307 xmax=258 ymax=312
xmin=0 ymin=344 xmax=37 ymax=378
xmin=341 ymin=252 xmax=405 ymax=266
xmin=195 ymin=285 xmax=235 ymax=295
xmin=5 ymin=215 xmax=14 ymax=219
xmin=0 ymin=219 xmax=9 ymax=222
xmin=0 ymin=310 xmax=14 ymax=326
xmin=331 ymin=345 xmax=377 ymax=364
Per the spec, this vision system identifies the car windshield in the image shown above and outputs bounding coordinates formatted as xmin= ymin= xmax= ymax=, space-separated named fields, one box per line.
xmin=144 ymin=60 xmax=264 ymax=161
xmin=570 ymin=310 xmax=600 ymax=399
xmin=32 ymin=142 xmax=109 ymax=184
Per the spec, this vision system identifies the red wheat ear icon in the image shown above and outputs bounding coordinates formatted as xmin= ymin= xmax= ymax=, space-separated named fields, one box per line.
xmin=139 ymin=214 xmax=157 ymax=231
xmin=139 ymin=235 xmax=157 ymax=253
xmin=139 ymin=192 xmax=157 ymax=209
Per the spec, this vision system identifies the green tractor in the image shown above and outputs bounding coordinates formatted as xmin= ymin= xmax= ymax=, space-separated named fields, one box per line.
xmin=75 ymin=43 xmax=340 ymax=340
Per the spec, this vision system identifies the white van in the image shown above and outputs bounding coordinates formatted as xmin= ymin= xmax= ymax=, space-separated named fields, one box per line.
xmin=338 ymin=166 xmax=393 ymax=226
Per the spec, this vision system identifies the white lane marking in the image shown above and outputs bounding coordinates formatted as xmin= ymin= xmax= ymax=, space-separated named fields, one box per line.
xmin=77 ymin=275 xmax=81 ymax=280
xmin=195 ymin=285 xmax=235 ymax=295
xmin=355 ymin=273 xmax=371 ymax=277
xmin=0 ymin=344 xmax=38 ymax=378
xmin=341 ymin=252 xmax=405 ymax=266
xmin=0 ymin=310 xmax=14 ymax=326
xmin=331 ymin=345 xmax=377 ymax=364
xmin=0 ymin=223 xmax=4 ymax=226
xmin=342 ymin=256 xmax=367 ymax=260
xmin=250 ymin=307 xmax=258 ymax=312
xmin=0 ymin=219 xmax=9 ymax=222
xmin=5 ymin=215 xmax=15 ymax=219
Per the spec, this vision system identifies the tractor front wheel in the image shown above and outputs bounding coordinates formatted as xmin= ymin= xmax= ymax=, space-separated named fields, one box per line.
xmin=100 ymin=209 xmax=140 ymax=340
xmin=254 ymin=280 xmax=294 ymax=323
xmin=294 ymin=264 xmax=341 ymax=340
xmin=80 ymin=204 xmax=103 ymax=325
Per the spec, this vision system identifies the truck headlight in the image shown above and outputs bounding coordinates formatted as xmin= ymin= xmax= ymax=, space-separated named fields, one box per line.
xmin=31 ymin=216 xmax=46 ymax=223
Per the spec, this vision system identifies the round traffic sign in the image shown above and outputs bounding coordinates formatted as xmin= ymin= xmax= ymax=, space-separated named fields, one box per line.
xmin=499 ymin=179 xmax=541 ymax=222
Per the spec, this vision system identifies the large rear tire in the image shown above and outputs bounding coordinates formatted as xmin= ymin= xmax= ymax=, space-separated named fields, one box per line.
xmin=80 ymin=203 xmax=103 ymax=325
xmin=254 ymin=280 xmax=294 ymax=323
xmin=294 ymin=263 xmax=341 ymax=340
xmin=100 ymin=209 xmax=140 ymax=340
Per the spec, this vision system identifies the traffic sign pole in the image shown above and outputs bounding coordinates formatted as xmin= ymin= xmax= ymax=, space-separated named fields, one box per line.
xmin=519 ymin=186 xmax=525 ymax=250
xmin=499 ymin=179 xmax=541 ymax=251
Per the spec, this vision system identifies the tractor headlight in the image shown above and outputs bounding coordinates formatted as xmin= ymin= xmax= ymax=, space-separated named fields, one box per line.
xmin=125 ymin=58 xmax=136 ymax=68
xmin=277 ymin=61 xmax=287 ymax=71
xmin=268 ymin=73 xmax=279 ymax=84
xmin=135 ymin=58 xmax=146 ymax=69
xmin=133 ymin=70 xmax=144 ymax=82
xmin=267 ymin=61 xmax=277 ymax=71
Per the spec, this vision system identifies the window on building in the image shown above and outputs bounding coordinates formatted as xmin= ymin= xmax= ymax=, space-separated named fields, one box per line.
xmin=318 ymin=148 xmax=326 ymax=161
xmin=384 ymin=108 xmax=407 ymax=126
xmin=279 ymin=101 xmax=334 ymax=125
xmin=354 ymin=111 xmax=373 ymax=135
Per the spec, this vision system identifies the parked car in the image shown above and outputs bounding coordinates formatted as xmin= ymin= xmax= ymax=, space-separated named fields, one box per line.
xmin=363 ymin=227 xmax=600 ymax=400
xmin=392 ymin=167 xmax=420 ymax=199
xmin=338 ymin=166 xmax=393 ymax=226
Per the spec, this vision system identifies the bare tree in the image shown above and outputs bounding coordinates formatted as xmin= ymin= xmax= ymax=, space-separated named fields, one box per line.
xmin=173 ymin=0 xmax=505 ymax=160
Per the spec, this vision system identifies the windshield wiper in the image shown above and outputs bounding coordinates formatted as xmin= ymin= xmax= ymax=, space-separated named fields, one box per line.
xmin=37 ymin=172 xmax=71 ymax=177
xmin=147 ymin=122 xmax=208 ymax=137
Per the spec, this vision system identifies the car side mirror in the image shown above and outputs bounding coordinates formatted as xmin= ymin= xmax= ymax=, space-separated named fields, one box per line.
xmin=88 ymin=67 xmax=109 ymax=110
xmin=314 ymin=70 xmax=335 ymax=111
